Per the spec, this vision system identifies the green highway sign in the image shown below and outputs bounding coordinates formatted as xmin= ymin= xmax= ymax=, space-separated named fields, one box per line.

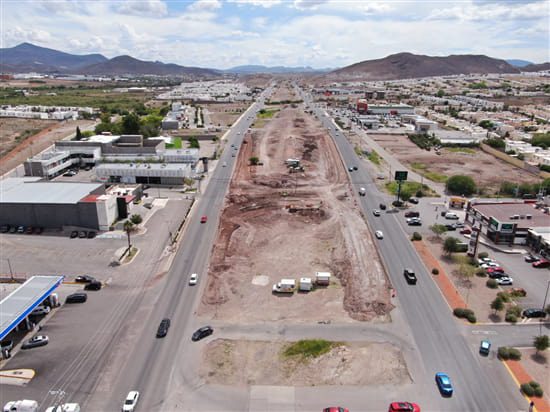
xmin=395 ymin=171 xmax=408 ymax=181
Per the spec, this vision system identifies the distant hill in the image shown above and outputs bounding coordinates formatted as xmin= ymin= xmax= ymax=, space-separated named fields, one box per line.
xmin=0 ymin=42 xmax=107 ymax=72
xmin=522 ymin=62 xmax=550 ymax=72
xmin=506 ymin=59 xmax=534 ymax=67
xmin=0 ymin=42 xmax=219 ymax=78
xmin=225 ymin=65 xmax=331 ymax=74
xmin=327 ymin=52 xmax=520 ymax=80
xmin=78 ymin=55 xmax=219 ymax=77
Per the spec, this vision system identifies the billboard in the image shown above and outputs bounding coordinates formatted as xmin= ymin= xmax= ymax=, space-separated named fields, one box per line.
xmin=394 ymin=171 xmax=408 ymax=181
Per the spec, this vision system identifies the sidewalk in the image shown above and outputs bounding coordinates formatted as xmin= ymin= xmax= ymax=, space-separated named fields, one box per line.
xmin=504 ymin=360 xmax=550 ymax=412
xmin=412 ymin=240 xmax=466 ymax=309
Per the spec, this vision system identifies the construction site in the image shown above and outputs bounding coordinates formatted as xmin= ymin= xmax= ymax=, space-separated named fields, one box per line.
xmin=198 ymin=99 xmax=393 ymax=324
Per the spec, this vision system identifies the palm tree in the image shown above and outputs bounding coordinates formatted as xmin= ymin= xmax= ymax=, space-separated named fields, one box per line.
xmin=123 ymin=220 xmax=134 ymax=250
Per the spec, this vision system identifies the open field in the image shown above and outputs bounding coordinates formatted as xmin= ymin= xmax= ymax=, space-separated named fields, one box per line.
xmin=199 ymin=339 xmax=410 ymax=386
xmin=267 ymin=82 xmax=300 ymax=103
xmin=199 ymin=99 xmax=392 ymax=323
xmin=0 ymin=118 xmax=56 ymax=158
xmin=204 ymin=102 xmax=249 ymax=127
xmin=370 ymin=133 xmax=540 ymax=193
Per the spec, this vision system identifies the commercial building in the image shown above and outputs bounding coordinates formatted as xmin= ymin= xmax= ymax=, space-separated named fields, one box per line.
xmin=466 ymin=200 xmax=549 ymax=246
xmin=0 ymin=177 xmax=117 ymax=231
xmin=355 ymin=101 xmax=415 ymax=116
xmin=95 ymin=162 xmax=194 ymax=185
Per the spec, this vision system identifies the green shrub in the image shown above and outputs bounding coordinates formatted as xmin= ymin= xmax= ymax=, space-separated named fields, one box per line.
xmin=498 ymin=347 xmax=510 ymax=359
xmin=453 ymin=308 xmax=467 ymax=317
xmin=486 ymin=279 xmax=498 ymax=289
xmin=453 ymin=308 xmax=475 ymax=321
xmin=411 ymin=232 xmax=422 ymax=241
xmin=475 ymin=268 xmax=487 ymax=277
xmin=283 ymin=339 xmax=339 ymax=358
xmin=478 ymin=252 xmax=489 ymax=259
xmin=508 ymin=348 xmax=522 ymax=360
xmin=521 ymin=383 xmax=535 ymax=397
xmin=507 ymin=306 xmax=522 ymax=317
xmin=505 ymin=314 xmax=518 ymax=323
xmin=432 ymin=268 xmax=439 ymax=275
xmin=466 ymin=313 xmax=477 ymax=323
xmin=497 ymin=292 xmax=511 ymax=303
xmin=534 ymin=386 xmax=544 ymax=397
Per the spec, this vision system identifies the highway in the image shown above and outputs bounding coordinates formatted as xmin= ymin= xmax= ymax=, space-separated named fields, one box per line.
xmin=96 ymin=87 xmax=274 ymax=411
xmin=301 ymin=89 xmax=526 ymax=411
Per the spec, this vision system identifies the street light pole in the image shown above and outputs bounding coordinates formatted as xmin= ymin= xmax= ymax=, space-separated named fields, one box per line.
xmin=7 ymin=258 xmax=14 ymax=282
xmin=541 ymin=280 xmax=550 ymax=336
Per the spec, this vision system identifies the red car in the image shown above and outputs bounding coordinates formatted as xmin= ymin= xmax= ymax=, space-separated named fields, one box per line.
xmin=323 ymin=408 xmax=349 ymax=412
xmin=533 ymin=259 xmax=550 ymax=268
xmin=200 ymin=216 xmax=208 ymax=224
xmin=486 ymin=267 xmax=504 ymax=274
xmin=388 ymin=402 xmax=421 ymax=412
xmin=460 ymin=228 xmax=472 ymax=235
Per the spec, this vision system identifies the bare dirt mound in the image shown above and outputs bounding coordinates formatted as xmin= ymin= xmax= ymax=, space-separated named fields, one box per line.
xmin=200 ymin=339 xmax=411 ymax=386
xmin=200 ymin=104 xmax=392 ymax=323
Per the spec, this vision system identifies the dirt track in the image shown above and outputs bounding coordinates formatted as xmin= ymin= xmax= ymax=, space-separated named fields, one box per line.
xmin=199 ymin=104 xmax=392 ymax=323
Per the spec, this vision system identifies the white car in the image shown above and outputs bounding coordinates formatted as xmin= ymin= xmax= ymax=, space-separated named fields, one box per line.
xmin=189 ymin=273 xmax=198 ymax=286
xmin=497 ymin=276 xmax=513 ymax=286
xmin=375 ymin=230 xmax=384 ymax=239
xmin=30 ymin=306 xmax=51 ymax=316
xmin=480 ymin=262 xmax=499 ymax=269
xmin=122 ymin=391 xmax=139 ymax=412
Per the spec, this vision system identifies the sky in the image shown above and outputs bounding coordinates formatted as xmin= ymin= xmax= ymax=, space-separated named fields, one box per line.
xmin=1 ymin=0 xmax=549 ymax=69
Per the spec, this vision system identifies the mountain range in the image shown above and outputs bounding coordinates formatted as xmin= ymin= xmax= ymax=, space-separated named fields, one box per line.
xmin=506 ymin=59 xmax=534 ymax=67
xmin=0 ymin=43 xmax=548 ymax=80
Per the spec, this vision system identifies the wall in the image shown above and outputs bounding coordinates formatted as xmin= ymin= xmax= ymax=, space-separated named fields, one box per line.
xmin=480 ymin=143 xmax=550 ymax=179
xmin=0 ymin=203 xmax=100 ymax=229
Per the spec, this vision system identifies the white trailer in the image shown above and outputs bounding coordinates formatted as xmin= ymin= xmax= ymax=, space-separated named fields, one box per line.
xmin=315 ymin=272 xmax=331 ymax=286
xmin=3 ymin=400 xmax=38 ymax=412
xmin=272 ymin=278 xmax=296 ymax=293
xmin=299 ymin=277 xmax=312 ymax=291
xmin=45 ymin=404 xmax=80 ymax=412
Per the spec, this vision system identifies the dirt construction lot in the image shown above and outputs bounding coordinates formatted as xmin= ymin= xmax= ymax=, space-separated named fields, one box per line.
xmin=0 ymin=118 xmax=56 ymax=158
xmin=204 ymin=102 xmax=249 ymax=127
xmin=370 ymin=133 xmax=540 ymax=193
xmin=199 ymin=104 xmax=392 ymax=323
xmin=268 ymin=82 xmax=299 ymax=102
xmin=200 ymin=339 xmax=410 ymax=386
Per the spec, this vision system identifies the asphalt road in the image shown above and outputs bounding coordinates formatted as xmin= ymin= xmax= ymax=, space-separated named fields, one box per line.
xmin=94 ymin=88 xmax=274 ymax=411
xmin=301 ymin=90 xmax=525 ymax=412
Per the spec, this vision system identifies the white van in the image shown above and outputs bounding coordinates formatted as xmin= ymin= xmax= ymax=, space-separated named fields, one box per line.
xmin=445 ymin=212 xmax=459 ymax=220
xmin=45 ymin=403 xmax=80 ymax=412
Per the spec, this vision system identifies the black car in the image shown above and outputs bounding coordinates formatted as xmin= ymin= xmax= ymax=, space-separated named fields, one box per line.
xmin=84 ymin=280 xmax=102 ymax=291
xmin=0 ymin=225 xmax=10 ymax=233
xmin=9 ymin=226 xmax=17 ymax=233
xmin=87 ymin=231 xmax=96 ymax=239
xmin=408 ymin=220 xmax=422 ymax=226
xmin=404 ymin=268 xmax=417 ymax=285
xmin=524 ymin=253 xmax=540 ymax=263
xmin=75 ymin=275 xmax=95 ymax=283
xmin=409 ymin=197 xmax=419 ymax=204
xmin=157 ymin=318 xmax=171 ymax=338
xmin=404 ymin=211 xmax=420 ymax=218
xmin=379 ymin=203 xmax=387 ymax=210
xmin=70 ymin=231 xmax=79 ymax=238
xmin=66 ymin=292 xmax=87 ymax=304
xmin=353 ymin=166 xmax=358 ymax=171
xmin=192 ymin=326 xmax=213 ymax=341
xmin=522 ymin=308 xmax=547 ymax=319
xmin=445 ymin=224 xmax=457 ymax=231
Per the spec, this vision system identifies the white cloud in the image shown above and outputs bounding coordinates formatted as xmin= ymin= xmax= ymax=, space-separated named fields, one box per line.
xmin=362 ymin=2 xmax=393 ymax=15
xmin=293 ymin=0 xmax=328 ymax=10
xmin=227 ymin=0 xmax=282 ymax=8
xmin=428 ymin=1 xmax=547 ymax=21
xmin=5 ymin=26 xmax=52 ymax=45
xmin=187 ymin=0 xmax=222 ymax=12
xmin=117 ymin=0 xmax=167 ymax=17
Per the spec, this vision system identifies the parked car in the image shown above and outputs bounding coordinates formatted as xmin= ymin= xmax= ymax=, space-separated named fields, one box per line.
xmin=403 ymin=268 xmax=417 ymax=285
xmin=445 ymin=213 xmax=459 ymax=220
xmin=70 ymin=231 xmax=79 ymax=238
xmin=34 ymin=226 xmax=43 ymax=234
xmin=78 ymin=231 xmax=87 ymax=238
xmin=192 ymin=326 xmax=214 ymax=341
xmin=460 ymin=228 xmax=472 ymax=235
xmin=375 ymin=230 xmax=384 ymax=239
xmin=87 ymin=231 xmax=96 ymax=239
xmin=0 ymin=225 xmax=10 ymax=233
xmin=26 ymin=226 xmax=34 ymax=234
xmin=524 ymin=253 xmax=540 ymax=263
xmin=122 ymin=391 xmax=140 ymax=412
xmin=407 ymin=219 xmax=422 ymax=226
xmin=9 ymin=226 xmax=17 ymax=233
xmin=200 ymin=216 xmax=208 ymax=224
xmin=435 ymin=372 xmax=453 ymax=396
xmin=30 ymin=306 xmax=51 ymax=316
xmin=454 ymin=222 xmax=465 ymax=228
xmin=84 ymin=281 xmax=102 ymax=291
xmin=496 ymin=276 xmax=513 ymax=286
xmin=522 ymin=308 xmax=547 ymax=319
xmin=388 ymin=402 xmax=420 ymax=412
xmin=404 ymin=211 xmax=419 ymax=218
xmin=21 ymin=335 xmax=49 ymax=349
xmin=372 ymin=210 xmax=381 ymax=217
xmin=17 ymin=225 xmax=25 ymax=234
xmin=480 ymin=262 xmax=500 ymax=269
xmin=156 ymin=318 xmax=171 ymax=338
xmin=323 ymin=408 xmax=349 ymax=412
xmin=408 ymin=197 xmax=419 ymax=204
xmin=479 ymin=340 xmax=491 ymax=356
xmin=532 ymin=259 xmax=550 ymax=268
xmin=445 ymin=224 xmax=456 ymax=231
xmin=75 ymin=275 xmax=95 ymax=283
xmin=189 ymin=273 xmax=198 ymax=285
xmin=65 ymin=292 xmax=87 ymax=304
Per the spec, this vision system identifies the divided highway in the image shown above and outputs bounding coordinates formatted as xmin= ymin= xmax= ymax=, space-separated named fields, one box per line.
xmin=302 ymin=90 xmax=525 ymax=411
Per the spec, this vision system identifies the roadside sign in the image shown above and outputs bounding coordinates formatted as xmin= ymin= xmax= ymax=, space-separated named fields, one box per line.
xmin=395 ymin=171 xmax=408 ymax=181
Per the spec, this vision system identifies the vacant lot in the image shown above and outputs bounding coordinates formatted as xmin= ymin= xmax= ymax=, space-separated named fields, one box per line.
xmin=199 ymin=96 xmax=392 ymax=323
xmin=268 ymin=82 xmax=300 ymax=103
xmin=200 ymin=339 xmax=410 ymax=386
xmin=370 ymin=133 xmax=540 ymax=193
xmin=204 ymin=102 xmax=249 ymax=127
xmin=0 ymin=118 xmax=56 ymax=158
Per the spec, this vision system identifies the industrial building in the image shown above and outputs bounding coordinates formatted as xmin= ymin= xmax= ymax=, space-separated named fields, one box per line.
xmin=465 ymin=200 xmax=550 ymax=246
xmin=95 ymin=162 xmax=194 ymax=185
xmin=355 ymin=100 xmax=415 ymax=116
xmin=0 ymin=177 xmax=117 ymax=231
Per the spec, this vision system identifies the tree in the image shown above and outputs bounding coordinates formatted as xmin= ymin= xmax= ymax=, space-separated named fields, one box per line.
xmin=249 ymin=156 xmax=259 ymax=165
xmin=534 ymin=335 xmax=549 ymax=354
xmin=430 ymin=224 xmax=447 ymax=239
xmin=130 ymin=214 xmax=143 ymax=225
xmin=444 ymin=237 xmax=460 ymax=255
xmin=123 ymin=220 xmax=134 ymax=250
xmin=436 ymin=89 xmax=445 ymax=98
xmin=446 ymin=175 xmax=477 ymax=196
xmin=75 ymin=126 xmax=83 ymax=141
xmin=490 ymin=297 xmax=504 ymax=314
xmin=121 ymin=113 xmax=141 ymax=135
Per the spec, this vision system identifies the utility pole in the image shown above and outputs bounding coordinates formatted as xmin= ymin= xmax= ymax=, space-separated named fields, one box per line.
xmin=7 ymin=258 xmax=14 ymax=282
xmin=541 ymin=280 xmax=550 ymax=336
